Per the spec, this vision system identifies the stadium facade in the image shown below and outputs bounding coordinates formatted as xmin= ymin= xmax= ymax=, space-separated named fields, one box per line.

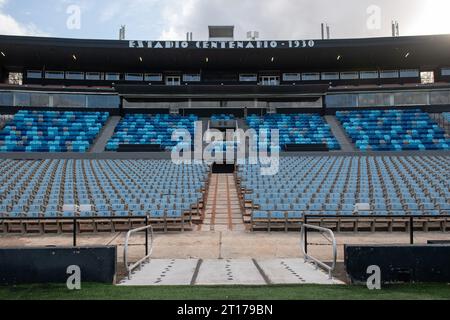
xmin=1 ymin=33 xmax=450 ymax=115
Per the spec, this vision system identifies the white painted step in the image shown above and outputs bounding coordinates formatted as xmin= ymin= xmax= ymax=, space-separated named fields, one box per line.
xmin=119 ymin=259 xmax=198 ymax=286
xmin=196 ymin=259 xmax=265 ymax=285
xmin=258 ymin=259 xmax=343 ymax=285
xmin=119 ymin=259 xmax=343 ymax=286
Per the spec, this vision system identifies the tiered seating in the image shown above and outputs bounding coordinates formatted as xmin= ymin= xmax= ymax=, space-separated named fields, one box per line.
xmin=106 ymin=114 xmax=198 ymax=151
xmin=246 ymin=114 xmax=340 ymax=151
xmin=336 ymin=109 xmax=450 ymax=151
xmin=211 ymin=114 xmax=235 ymax=121
xmin=237 ymin=156 xmax=450 ymax=231
xmin=0 ymin=110 xmax=109 ymax=152
xmin=0 ymin=159 xmax=208 ymax=232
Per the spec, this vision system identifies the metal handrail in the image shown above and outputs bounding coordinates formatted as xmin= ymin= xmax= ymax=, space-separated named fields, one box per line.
xmin=300 ymin=223 xmax=337 ymax=279
xmin=124 ymin=224 xmax=154 ymax=279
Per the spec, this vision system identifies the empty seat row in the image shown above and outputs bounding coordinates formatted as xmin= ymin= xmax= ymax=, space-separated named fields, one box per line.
xmin=336 ymin=109 xmax=450 ymax=151
xmin=237 ymin=156 xmax=450 ymax=219
xmin=106 ymin=114 xmax=198 ymax=151
xmin=246 ymin=114 xmax=340 ymax=150
xmin=0 ymin=110 xmax=109 ymax=152
xmin=0 ymin=159 xmax=209 ymax=219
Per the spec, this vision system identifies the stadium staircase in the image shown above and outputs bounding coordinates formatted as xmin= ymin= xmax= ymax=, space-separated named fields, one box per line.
xmin=201 ymin=174 xmax=245 ymax=232
xmin=90 ymin=116 xmax=121 ymax=152
xmin=324 ymin=115 xmax=356 ymax=152
xmin=119 ymin=258 xmax=342 ymax=286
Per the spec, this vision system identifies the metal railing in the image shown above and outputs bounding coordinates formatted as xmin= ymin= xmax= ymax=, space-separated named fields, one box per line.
xmin=300 ymin=223 xmax=337 ymax=279
xmin=124 ymin=224 xmax=154 ymax=279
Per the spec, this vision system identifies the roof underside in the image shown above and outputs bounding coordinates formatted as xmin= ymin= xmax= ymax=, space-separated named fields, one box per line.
xmin=1 ymin=34 xmax=450 ymax=72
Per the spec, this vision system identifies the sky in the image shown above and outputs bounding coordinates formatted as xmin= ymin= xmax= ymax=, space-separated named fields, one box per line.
xmin=1 ymin=0 xmax=450 ymax=40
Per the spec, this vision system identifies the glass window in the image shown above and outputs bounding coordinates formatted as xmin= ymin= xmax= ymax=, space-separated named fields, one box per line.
xmin=166 ymin=76 xmax=181 ymax=86
xmin=125 ymin=73 xmax=143 ymax=81
xmin=183 ymin=74 xmax=201 ymax=82
xmin=441 ymin=68 xmax=450 ymax=76
xmin=430 ymin=90 xmax=450 ymax=104
xmin=144 ymin=73 xmax=162 ymax=81
xmin=45 ymin=71 xmax=64 ymax=79
xmin=400 ymin=69 xmax=419 ymax=78
xmin=30 ymin=93 xmax=49 ymax=107
xmin=27 ymin=70 xmax=42 ymax=79
xmin=326 ymin=94 xmax=358 ymax=108
xmin=360 ymin=71 xmax=379 ymax=79
xmin=86 ymin=72 xmax=102 ymax=80
xmin=87 ymin=95 xmax=120 ymax=108
xmin=105 ymin=73 xmax=121 ymax=81
xmin=420 ymin=71 xmax=434 ymax=84
xmin=14 ymin=92 xmax=31 ymax=106
xmin=8 ymin=73 xmax=22 ymax=85
xmin=380 ymin=70 xmax=399 ymax=78
xmin=53 ymin=94 xmax=86 ymax=108
xmin=260 ymin=76 xmax=280 ymax=86
xmin=302 ymin=73 xmax=320 ymax=81
xmin=239 ymin=74 xmax=257 ymax=82
xmin=394 ymin=91 xmax=428 ymax=105
xmin=65 ymin=71 xmax=84 ymax=80
xmin=340 ymin=72 xmax=359 ymax=80
xmin=282 ymin=73 xmax=301 ymax=81
xmin=321 ymin=72 xmax=339 ymax=80
xmin=358 ymin=93 xmax=391 ymax=107
xmin=0 ymin=92 xmax=13 ymax=106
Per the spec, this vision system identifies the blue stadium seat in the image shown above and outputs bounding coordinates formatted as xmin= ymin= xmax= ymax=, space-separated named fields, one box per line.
xmin=0 ymin=110 xmax=109 ymax=152
xmin=106 ymin=114 xmax=198 ymax=151
xmin=336 ymin=109 xmax=450 ymax=151
xmin=246 ymin=114 xmax=340 ymax=150
xmin=239 ymin=156 xmax=450 ymax=222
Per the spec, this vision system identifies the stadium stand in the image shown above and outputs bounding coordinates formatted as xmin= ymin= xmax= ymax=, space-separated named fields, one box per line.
xmin=246 ymin=114 xmax=340 ymax=151
xmin=211 ymin=114 xmax=235 ymax=121
xmin=0 ymin=159 xmax=209 ymax=232
xmin=0 ymin=110 xmax=109 ymax=152
xmin=106 ymin=114 xmax=198 ymax=151
xmin=237 ymin=156 xmax=450 ymax=231
xmin=336 ymin=109 xmax=450 ymax=151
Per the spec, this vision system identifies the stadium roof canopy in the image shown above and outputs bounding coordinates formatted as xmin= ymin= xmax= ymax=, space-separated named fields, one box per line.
xmin=1 ymin=34 xmax=450 ymax=72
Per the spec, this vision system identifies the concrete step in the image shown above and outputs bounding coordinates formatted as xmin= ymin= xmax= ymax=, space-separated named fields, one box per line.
xmin=324 ymin=115 xmax=356 ymax=152
xmin=120 ymin=259 xmax=344 ymax=286
xmin=90 ymin=116 xmax=121 ymax=153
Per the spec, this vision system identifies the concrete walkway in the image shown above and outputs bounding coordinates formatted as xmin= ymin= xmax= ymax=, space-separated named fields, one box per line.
xmin=90 ymin=116 xmax=121 ymax=153
xmin=2 ymin=231 xmax=448 ymax=263
xmin=324 ymin=115 xmax=356 ymax=152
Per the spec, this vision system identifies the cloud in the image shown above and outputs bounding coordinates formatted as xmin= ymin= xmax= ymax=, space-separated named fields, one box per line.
xmin=142 ymin=0 xmax=443 ymax=40
xmin=99 ymin=1 xmax=123 ymax=23
xmin=0 ymin=0 xmax=48 ymax=36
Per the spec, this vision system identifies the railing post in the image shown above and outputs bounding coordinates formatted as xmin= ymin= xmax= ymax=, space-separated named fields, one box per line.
xmin=410 ymin=216 xmax=414 ymax=245
xmin=304 ymin=215 xmax=308 ymax=254
xmin=73 ymin=218 xmax=77 ymax=247
xmin=145 ymin=216 xmax=149 ymax=256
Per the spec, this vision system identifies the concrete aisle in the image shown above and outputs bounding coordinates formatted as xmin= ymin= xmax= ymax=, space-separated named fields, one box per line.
xmin=90 ymin=116 xmax=121 ymax=153
xmin=324 ymin=115 xmax=356 ymax=152
xmin=201 ymin=174 xmax=245 ymax=232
